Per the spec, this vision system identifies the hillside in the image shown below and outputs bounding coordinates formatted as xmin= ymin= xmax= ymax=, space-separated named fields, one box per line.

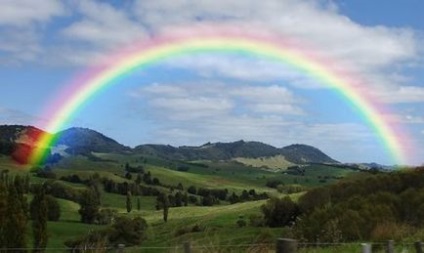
xmin=0 ymin=125 xmax=338 ymax=165
xmin=55 ymin=127 xmax=130 ymax=154
xmin=135 ymin=140 xmax=338 ymax=164
xmin=281 ymin=144 xmax=338 ymax=164
xmin=0 ymin=124 xmax=47 ymax=145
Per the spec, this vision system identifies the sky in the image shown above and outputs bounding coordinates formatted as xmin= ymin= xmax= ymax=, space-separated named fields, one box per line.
xmin=0 ymin=0 xmax=423 ymax=165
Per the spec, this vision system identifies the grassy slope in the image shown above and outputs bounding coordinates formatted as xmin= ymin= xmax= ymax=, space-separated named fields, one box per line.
xmin=233 ymin=155 xmax=294 ymax=171
xmin=2 ymin=152 xmax=366 ymax=252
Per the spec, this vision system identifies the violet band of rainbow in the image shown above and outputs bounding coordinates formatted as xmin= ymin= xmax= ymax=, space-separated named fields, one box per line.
xmin=30 ymin=32 xmax=410 ymax=165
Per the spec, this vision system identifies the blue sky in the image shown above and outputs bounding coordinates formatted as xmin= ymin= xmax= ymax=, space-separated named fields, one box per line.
xmin=0 ymin=0 xmax=423 ymax=165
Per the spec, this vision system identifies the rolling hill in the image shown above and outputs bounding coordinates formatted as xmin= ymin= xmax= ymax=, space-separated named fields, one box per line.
xmin=135 ymin=140 xmax=338 ymax=164
xmin=0 ymin=124 xmax=338 ymax=165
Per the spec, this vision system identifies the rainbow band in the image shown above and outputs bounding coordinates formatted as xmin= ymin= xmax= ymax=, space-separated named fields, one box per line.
xmin=30 ymin=33 xmax=408 ymax=165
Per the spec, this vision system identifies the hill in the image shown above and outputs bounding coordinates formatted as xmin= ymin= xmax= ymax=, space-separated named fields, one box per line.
xmin=55 ymin=127 xmax=130 ymax=155
xmin=280 ymin=144 xmax=338 ymax=164
xmin=0 ymin=125 xmax=338 ymax=165
xmin=135 ymin=140 xmax=338 ymax=164
xmin=0 ymin=124 xmax=47 ymax=146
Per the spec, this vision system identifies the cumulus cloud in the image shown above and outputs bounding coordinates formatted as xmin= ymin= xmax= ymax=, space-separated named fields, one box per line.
xmin=133 ymin=0 xmax=418 ymax=70
xmin=132 ymin=82 xmax=304 ymax=118
xmin=61 ymin=1 xmax=147 ymax=49
xmin=0 ymin=0 xmax=64 ymax=26
xmin=0 ymin=0 xmax=65 ymax=64
xmin=375 ymin=86 xmax=424 ymax=103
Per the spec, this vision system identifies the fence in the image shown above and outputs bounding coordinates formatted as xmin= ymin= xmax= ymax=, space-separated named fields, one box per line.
xmin=1 ymin=239 xmax=423 ymax=252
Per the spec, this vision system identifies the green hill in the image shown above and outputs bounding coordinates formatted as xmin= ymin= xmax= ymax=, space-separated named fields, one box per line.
xmin=55 ymin=127 xmax=130 ymax=154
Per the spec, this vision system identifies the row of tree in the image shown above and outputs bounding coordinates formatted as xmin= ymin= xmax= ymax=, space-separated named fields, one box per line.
xmin=0 ymin=172 xmax=61 ymax=252
xmin=259 ymin=167 xmax=424 ymax=243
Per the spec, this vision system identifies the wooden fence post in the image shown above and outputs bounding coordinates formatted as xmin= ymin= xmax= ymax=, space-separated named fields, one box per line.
xmin=361 ymin=243 xmax=371 ymax=253
xmin=276 ymin=238 xmax=297 ymax=253
xmin=116 ymin=244 xmax=125 ymax=253
xmin=415 ymin=241 xmax=423 ymax=253
xmin=183 ymin=241 xmax=192 ymax=253
xmin=386 ymin=240 xmax=394 ymax=253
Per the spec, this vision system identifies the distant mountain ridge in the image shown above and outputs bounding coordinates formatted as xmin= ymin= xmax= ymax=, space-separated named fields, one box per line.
xmin=135 ymin=140 xmax=339 ymax=164
xmin=0 ymin=125 xmax=338 ymax=164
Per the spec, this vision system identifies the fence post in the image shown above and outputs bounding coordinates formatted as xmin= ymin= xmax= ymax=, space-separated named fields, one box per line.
xmin=386 ymin=240 xmax=394 ymax=253
xmin=276 ymin=238 xmax=297 ymax=253
xmin=361 ymin=243 xmax=371 ymax=253
xmin=183 ymin=241 xmax=191 ymax=253
xmin=116 ymin=244 xmax=125 ymax=253
xmin=415 ymin=241 xmax=423 ymax=253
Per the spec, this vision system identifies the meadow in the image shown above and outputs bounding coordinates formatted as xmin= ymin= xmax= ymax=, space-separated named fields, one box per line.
xmin=0 ymin=152 xmax=395 ymax=252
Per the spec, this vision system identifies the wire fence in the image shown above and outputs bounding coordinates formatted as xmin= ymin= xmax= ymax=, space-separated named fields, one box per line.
xmin=0 ymin=240 xmax=423 ymax=253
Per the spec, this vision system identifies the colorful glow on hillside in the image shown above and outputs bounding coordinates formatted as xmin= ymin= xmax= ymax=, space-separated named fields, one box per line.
xmin=27 ymin=28 xmax=410 ymax=165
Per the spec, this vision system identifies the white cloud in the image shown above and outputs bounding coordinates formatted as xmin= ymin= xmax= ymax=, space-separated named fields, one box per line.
xmin=0 ymin=0 xmax=65 ymax=64
xmin=133 ymin=0 xmax=418 ymax=70
xmin=0 ymin=28 xmax=41 ymax=64
xmin=129 ymin=0 xmax=422 ymax=105
xmin=375 ymin=86 xmax=424 ymax=104
xmin=148 ymin=97 xmax=233 ymax=120
xmin=62 ymin=1 xmax=147 ymax=49
xmin=134 ymin=82 xmax=304 ymax=117
xmin=0 ymin=0 xmax=64 ymax=26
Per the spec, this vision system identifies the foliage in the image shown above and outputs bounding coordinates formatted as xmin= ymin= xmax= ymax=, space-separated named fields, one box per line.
xmin=1 ymin=175 xmax=28 ymax=251
xmin=108 ymin=216 xmax=148 ymax=245
xmin=31 ymin=184 xmax=48 ymax=253
xmin=261 ymin=196 xmax=300 ymax=227
xmin=295 ymin=168 xmax=424 ymax=242
xmin=78 ymin=187 xmax=100 ymax=224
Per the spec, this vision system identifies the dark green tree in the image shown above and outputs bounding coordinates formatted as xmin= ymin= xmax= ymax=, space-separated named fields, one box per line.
xmin=156 ymin=193 xmax=169 ymax=222
xmin=261 ymin=196 xmax=299 ymax=227
xmin=126 ymin=191 xmax=132 ymax=213
xmin=0 ymin=176 xmax=7 ymax=248
xmin=137 ymin=197 xmax=141 ymax=211
xmin=5 ymin=181 xmax=27 ymax=250
xmin=30 ymin=184 xmax=48 ymax=253
xmin=78 ymin=187 xmax=100 ymax=224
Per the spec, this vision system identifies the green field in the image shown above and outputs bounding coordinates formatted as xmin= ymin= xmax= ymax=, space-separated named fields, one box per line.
xmin=233 ymin=155 xmax=294 ymax=171
xmin=1 ymin=151 xmax=368 ymax=252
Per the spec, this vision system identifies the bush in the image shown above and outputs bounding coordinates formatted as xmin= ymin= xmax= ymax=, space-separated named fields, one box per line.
xmin=236 ymin=219 xmax=247 ymax=227
xmin=249 ymin=214 xmax=264 ymax=227
xmin=97 ymin=208 xmax=117 ymax=225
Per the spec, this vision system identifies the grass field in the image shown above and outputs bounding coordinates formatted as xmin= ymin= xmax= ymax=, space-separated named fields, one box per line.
xmin=0 ymin=151 xmax=369 ymax=252
xmin=233 ymin=155 xmax=294 ymax=171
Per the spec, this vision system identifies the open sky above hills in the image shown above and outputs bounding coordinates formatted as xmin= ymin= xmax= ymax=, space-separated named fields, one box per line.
xmin=0 ymin=0 xmax=423 ymax=165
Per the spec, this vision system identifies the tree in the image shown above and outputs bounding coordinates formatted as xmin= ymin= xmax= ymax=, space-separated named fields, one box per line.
xmin=30 ymin=184 xmax=48 ymax=253
xmin=109 ymin=216 xmax=148 ymax=246
xmin=0 ymin=175 xmax=7 ymax=248
xmin=187 ymin=185 xmax=196 ymax=194
xmin=137 ymin=197 xmax=141 ymax=211
xmin=261 ymin=196 xmax=299 ymax=227
xmin=156 ymin=193 xmax=170 ymax=222
xmin=126 ymin=191 xmax=132 ymax=213
xmin=79 ymin=187 xmax=100 ymax=224
xmin=5 ymin=180 xmax=27 ymax=250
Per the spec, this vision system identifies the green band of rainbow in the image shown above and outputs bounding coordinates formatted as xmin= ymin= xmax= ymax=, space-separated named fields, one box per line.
xmin=30 ymin=32 xmax=409 ymax=165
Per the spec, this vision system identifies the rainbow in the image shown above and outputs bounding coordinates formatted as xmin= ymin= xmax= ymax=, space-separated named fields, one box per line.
xmin=28 ymin=29 xmax=409 ymax=165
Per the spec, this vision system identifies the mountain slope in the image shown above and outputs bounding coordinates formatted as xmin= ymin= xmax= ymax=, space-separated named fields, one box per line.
xmin=0 ymin=125 xmax=338 ymax=165
xmin=55 ymin=127 xmax=130 ymax=154
xmin=135 ymin=140 xmax=338 ymax=164
xmin=281 ymin=144 xmax=338 ymax=164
